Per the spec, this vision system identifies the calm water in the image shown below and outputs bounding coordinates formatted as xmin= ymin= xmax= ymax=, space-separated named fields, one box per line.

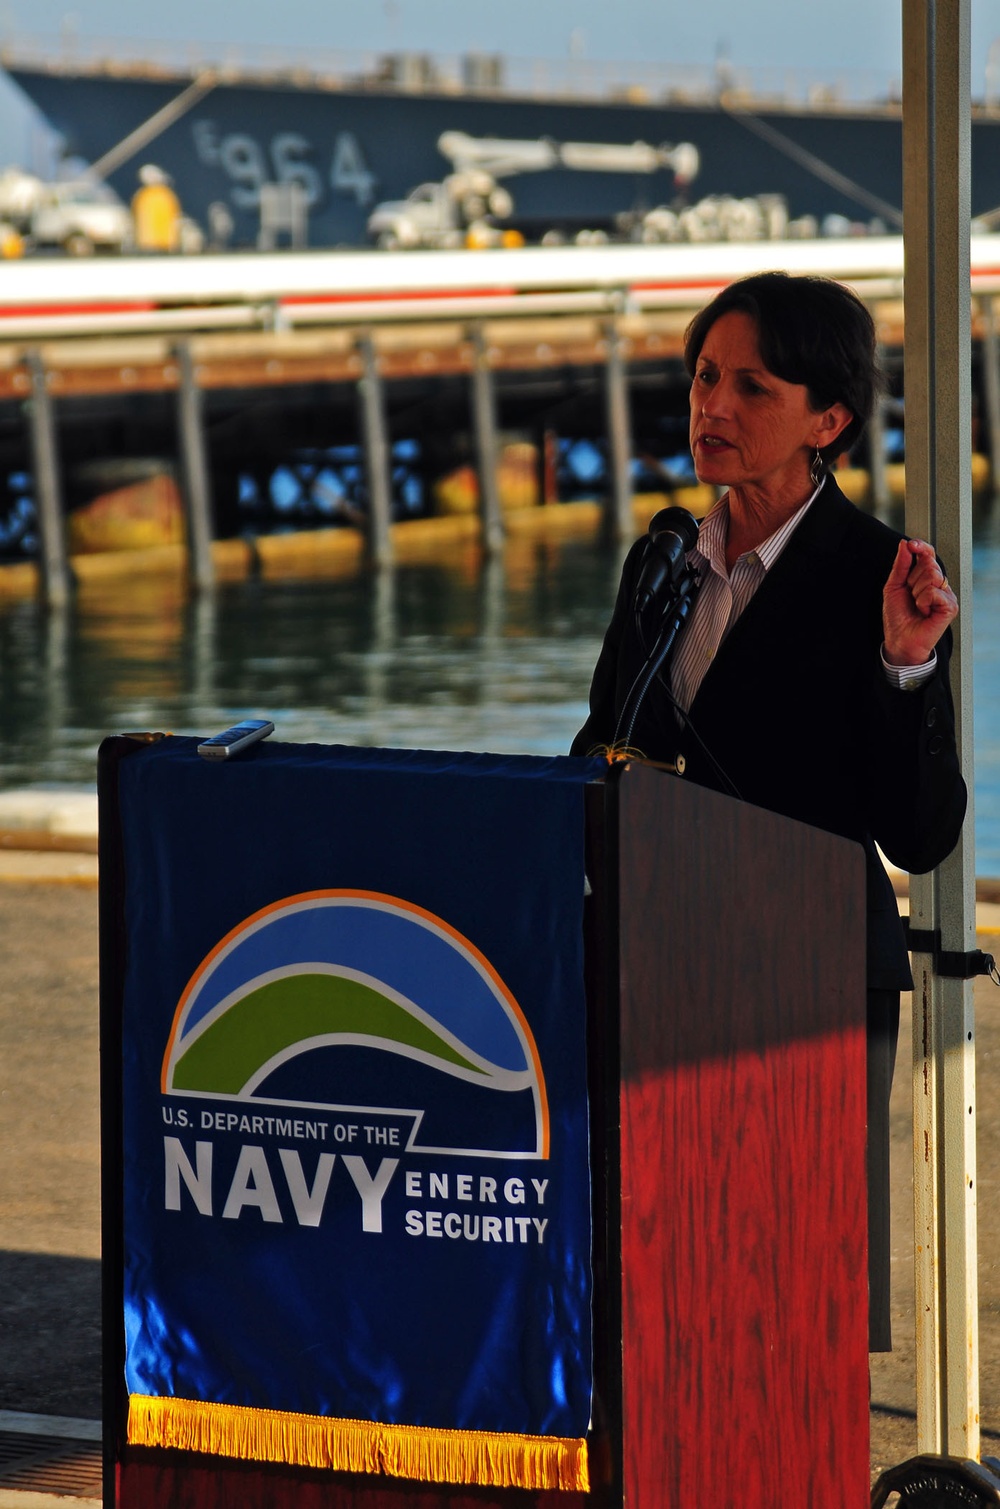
xmin=2 ymin=518 xmax=1000 ymax=872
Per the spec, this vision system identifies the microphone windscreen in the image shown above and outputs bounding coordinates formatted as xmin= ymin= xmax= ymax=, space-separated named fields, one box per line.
xmin=648 ymin=506 xmax=700 ymax=553
xmin=633 ymin=506 xmax=700 ymax=615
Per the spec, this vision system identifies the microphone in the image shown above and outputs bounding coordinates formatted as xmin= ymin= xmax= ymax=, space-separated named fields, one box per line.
xmin=634 ymin=506 xmax=700 ymax=615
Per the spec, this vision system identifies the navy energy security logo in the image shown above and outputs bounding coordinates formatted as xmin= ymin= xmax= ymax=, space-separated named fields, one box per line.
xmin=162 ymin=890 xmax=549 ymax=1159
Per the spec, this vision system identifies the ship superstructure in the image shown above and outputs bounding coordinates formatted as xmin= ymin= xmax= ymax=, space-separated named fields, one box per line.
xmin=7 ymin=35 xmax=997 ymax=249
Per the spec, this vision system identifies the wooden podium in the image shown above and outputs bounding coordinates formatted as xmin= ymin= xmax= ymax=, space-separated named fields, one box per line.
xmin=101 ymin=745 xmax=869 ymax=1508
xmin=586 ymin=763 xmax=869 ymax=1508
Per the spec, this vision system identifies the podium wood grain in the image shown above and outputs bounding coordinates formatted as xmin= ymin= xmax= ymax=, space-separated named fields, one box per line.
xmin=615 ymin=765 xmax=870 ymax=1507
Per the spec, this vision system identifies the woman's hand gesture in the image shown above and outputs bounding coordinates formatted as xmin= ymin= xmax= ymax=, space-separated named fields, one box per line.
xmin=882 ymin=538 xmax=958 ymax=667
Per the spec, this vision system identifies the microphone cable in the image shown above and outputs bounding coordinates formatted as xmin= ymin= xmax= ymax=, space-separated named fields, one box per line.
xmin=651 ymin=676 xmax=743 ymax=803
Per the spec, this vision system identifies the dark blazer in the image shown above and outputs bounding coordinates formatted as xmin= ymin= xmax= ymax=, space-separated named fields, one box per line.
xmin=572 ymin=476 xmax=968 ymax=989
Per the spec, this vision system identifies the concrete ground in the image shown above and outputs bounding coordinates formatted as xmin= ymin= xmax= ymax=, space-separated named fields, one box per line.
xmin=0 ymin=880 xmax=101 ymax=1421
xmin=869 ymin=947 xmax=1000 ymax=1483
xmin=0 ymin=847 xmax=998 ymax=1498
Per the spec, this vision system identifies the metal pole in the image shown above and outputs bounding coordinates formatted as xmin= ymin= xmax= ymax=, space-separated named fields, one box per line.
xmin=604 ymin=319 xmax=633 ymax=541
xmin=902 ymin=0 xmax=979 ymax=1460
xmin=470 ymin=324 xmax=504 ymax=556
xmin=175 ymin=342 xmax=216 ymax=592
xmin=357 ymin=332 xmax=393 ymax=568
xmin=25 ymin=350 xmax=70 ymax=609
xmin=869 ymin=342 xmax=891 ymax=516
xmin=977 ymin=294 xmax=1000 ymax=496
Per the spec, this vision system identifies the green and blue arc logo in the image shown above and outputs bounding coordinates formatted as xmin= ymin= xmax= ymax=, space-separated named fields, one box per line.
xmin=162 ymin=890 xmax=549 ymax=1158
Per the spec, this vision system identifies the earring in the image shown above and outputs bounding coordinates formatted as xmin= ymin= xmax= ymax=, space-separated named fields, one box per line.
xmin=810 ymin=447 xmax=824 ymax=487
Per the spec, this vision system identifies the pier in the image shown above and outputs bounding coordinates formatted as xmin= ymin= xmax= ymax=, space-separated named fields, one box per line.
xmin=2 ymin=239 xmax=1000 ymax=602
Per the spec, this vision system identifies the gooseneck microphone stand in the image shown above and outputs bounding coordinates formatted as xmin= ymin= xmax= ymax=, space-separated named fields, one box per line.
xmin=613 ymin=562 xmax=702 ymax=754
xmin=609 ymin=505 xmax=741 ymax=797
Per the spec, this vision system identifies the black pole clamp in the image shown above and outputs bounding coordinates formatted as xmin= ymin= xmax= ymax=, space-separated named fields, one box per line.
xmin=903 ymin=920 xmax=1000 ymax=985
xmin=871 ymin=1452 xmax=1000 ymax=1506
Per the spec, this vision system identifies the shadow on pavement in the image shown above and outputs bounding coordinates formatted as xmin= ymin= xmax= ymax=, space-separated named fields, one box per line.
xmin=0 ymin=1249 xmax=101 ymax=1418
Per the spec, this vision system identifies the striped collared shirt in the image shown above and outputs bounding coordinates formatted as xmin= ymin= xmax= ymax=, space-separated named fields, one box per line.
xmin=669 ymin=481 xmax=823 ymax=714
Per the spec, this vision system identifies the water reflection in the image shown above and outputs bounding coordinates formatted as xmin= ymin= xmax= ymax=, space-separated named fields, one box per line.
xmin=0 ymin=537 xmax=622 ymax=788
xmin=1 ymin=524 xmax=998 ymax=871
xmin=41 ymin=606 xmax=69 ymax=759
xmin=188 ymin=589 xmax=218 ymax=714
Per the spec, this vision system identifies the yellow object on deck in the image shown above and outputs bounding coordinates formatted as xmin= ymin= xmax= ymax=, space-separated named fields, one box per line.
xmin=131 ymin=181 xmax=182 ymax=252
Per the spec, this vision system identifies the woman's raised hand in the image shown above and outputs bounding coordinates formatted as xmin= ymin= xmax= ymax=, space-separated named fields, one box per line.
xmin=882 ymin=538 xmax=958 ymax=668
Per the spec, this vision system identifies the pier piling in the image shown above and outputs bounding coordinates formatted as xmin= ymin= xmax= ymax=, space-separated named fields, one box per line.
xmin=470 ymin=325 xmax=504 ymax=556
xmin=25 ymin=350 xmax=71 ymax=609
xmin=175 ymin=343 xmax=216 ymax=591
xmin=357 ymin=333 xmax=393 ymax=568
xmin=603 ymin=319 xmax=633 ymax=540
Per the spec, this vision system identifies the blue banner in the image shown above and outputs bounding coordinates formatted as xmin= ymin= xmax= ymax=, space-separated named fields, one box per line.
xmin=117 ymin=740 xmax=600 ymax=1483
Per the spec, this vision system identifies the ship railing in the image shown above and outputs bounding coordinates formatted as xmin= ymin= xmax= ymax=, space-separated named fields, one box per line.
xmin=0 ymin=30 xmax=909 ymax=111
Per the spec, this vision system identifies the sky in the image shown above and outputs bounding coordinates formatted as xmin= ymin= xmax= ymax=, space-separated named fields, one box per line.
xmin=0 ymin=0 xmax=996 ymax=166
xmin=0 ymin=0 xmax=908 ymax=70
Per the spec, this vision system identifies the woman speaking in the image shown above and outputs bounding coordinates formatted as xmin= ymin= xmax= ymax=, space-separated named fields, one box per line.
xmin=572 ymin=271 xmax=967 ymax=1350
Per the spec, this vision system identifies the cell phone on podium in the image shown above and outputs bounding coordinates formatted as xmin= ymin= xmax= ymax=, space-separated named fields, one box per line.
xmin=197 ymin=719 xmax=274 ymax=761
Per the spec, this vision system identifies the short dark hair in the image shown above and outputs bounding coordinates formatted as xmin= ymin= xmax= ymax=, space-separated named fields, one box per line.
xmin=683 ymin=271 xmax=883 ymax=468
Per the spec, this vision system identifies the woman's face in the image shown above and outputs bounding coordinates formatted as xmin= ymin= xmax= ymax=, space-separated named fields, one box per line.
xmin=689 ymin=309 xmax=849 ymax=503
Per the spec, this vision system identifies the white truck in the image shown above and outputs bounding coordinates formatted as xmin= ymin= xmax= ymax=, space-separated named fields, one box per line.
xmin=366 ymin=131 xmax=700 ymax=249
xmin=29 ymin=180 xmax=134 ymax=255
xmin=0 ymin=169 xmax=133 ymax=255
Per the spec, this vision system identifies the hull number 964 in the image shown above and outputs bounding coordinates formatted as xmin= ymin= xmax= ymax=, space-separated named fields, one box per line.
xmin=192 ymin=120 xmax=377 ymax=208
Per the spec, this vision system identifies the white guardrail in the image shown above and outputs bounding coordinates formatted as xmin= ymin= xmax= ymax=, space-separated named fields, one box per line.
xmin=0 ymin=239 xmax=999 ymax=341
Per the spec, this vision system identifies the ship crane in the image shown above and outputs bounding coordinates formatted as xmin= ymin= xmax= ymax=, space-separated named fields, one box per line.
xmin=366 ymin=131 xmax=700 ymax=249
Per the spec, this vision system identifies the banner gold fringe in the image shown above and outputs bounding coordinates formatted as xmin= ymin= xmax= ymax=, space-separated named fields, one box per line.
xmin=127 ymin=1395 xmax=590 ymax=1492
